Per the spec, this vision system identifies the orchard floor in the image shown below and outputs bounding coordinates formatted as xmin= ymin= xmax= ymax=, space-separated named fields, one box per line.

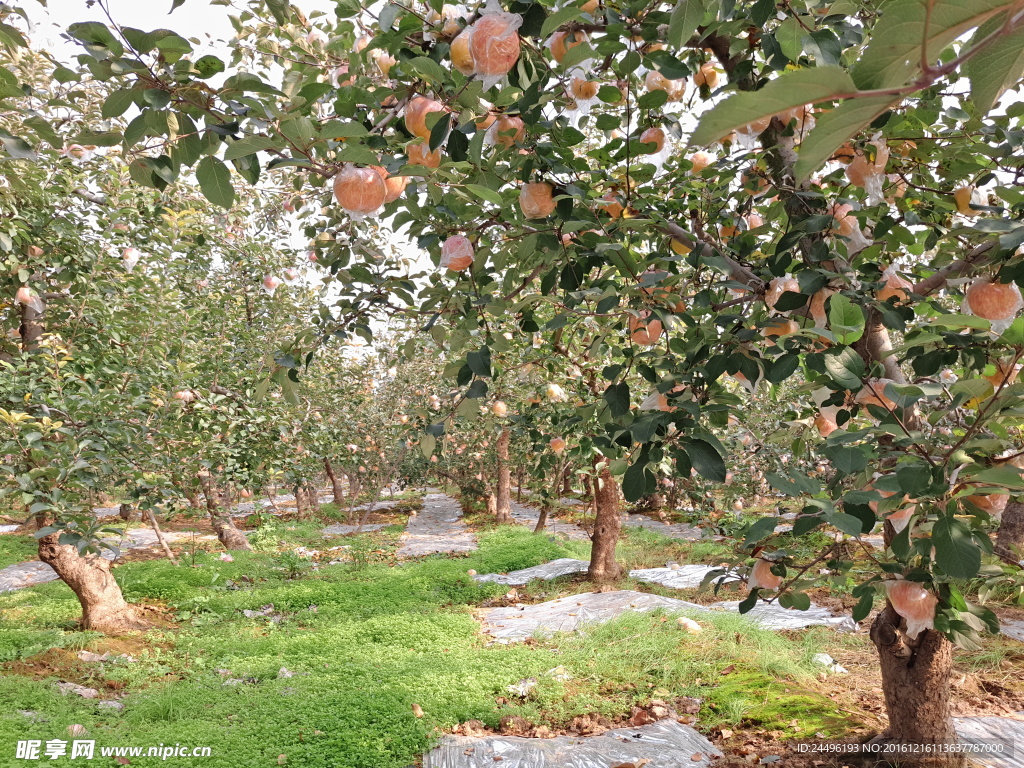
xmin=1 ymin=495 xmax=1023 ymax=768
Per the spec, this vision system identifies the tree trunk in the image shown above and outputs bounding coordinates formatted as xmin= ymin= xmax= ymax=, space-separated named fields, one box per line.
xmin=588 ymin=459 xmax=622 ymax=583
xmin=146 ymin=509 xmax=178 ymax=565
xmin=495 ymin=428 xmax=512 ymax=522
xmin=516 ymin=467 xmax=523 ymax=502
xmin=533 ymin=502 xmax=551 ymax=533
xmin=562 ymin=465 xmax=573 ymax=496
xmin=324 ymin=458 xmax=345 ymax=505
xmin=996 ymin=500 xmax=1024 ymax=561
xmin=199 ymin=475 xmax=251 ymax=551
xmin=486 ymin=492 xmax=498 ymax=518
xmin=305 ymin=483 xmax=320 ymax=515
xmin=37 ymin=531 xmax=148 ymax=633
xmin=118 ymin=503 xmax=135 ymax=521
xmin=20 ymin=299 xmax=43 ymax=352
xmin=868 ymin=604 xmax=964 ymax=767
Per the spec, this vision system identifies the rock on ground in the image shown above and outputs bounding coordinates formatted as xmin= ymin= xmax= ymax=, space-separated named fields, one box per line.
xmin=397 ymin=494 xmax=477 ymax=558
xmin=422 ymin=719 xmax=722 ymax=768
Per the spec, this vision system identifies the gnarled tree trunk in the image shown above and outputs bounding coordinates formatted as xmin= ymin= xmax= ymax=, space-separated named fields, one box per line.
xmin=118 ymin=503 xmax=135 ymax=521
xmin=199 ymin=475 xmax=251 ymax=551
xmin=996 ymin=500 xmax=1024 ymax=561
xmin=588 ymin=459 xmax=622 ymax=583
xmin=868 ymin=604 xmax=964 ymax=768
xmin=495 ymin=428 xmax=512 ymax=523
xmin=37 ymin=531 xmax=147 ymax=633
xmin=324 ymin=458 xmax=345 ymax=505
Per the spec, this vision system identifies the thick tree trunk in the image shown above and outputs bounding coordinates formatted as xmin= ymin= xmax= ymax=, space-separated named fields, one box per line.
xmin=561 ymin=465 xmax=573 ymax=496
xmin=200 ymin=475 xmax=251 ymax=551
xmin=996 ymin=500 xmax=1024 ymax=561
xmin=118 ymin=503 xmax=135 ymax=521
xmin=495 ymin=428 xmax=512 ymax=522
xmin=588 ymin=460 xmax=622 ymax=583
xmin=868 ymin=604 xmax=964 ymax=767
xmin=324 ymin=458 xmax=345 ymax=505
xmin=486 ymin=492 xmax=498 ymax=519
xmin=37 ymin=532 xmax=148 ymax=633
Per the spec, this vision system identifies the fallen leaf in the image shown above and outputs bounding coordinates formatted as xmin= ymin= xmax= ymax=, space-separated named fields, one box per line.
xmin=691 ymin=753 xmax=704 ymax=762
xmin=277 ymin=755 xmax=287 ymax=765
xmin=412 ymin=704 xmax=424 ymax=718
xmin=719 ymin=664 xmax=736 ymax=675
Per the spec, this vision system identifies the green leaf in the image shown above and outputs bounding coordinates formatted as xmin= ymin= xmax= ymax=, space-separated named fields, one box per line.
xmin=685 ymin=438 xmax=726 ymax=482
xmin=965 ymin=14 xmax=1024 ymax=115
xmin=0 ymin=135 xmax=36 ymax=161
xmin=825 ymin=445 xmax=868 ymax=474
xmin=465 ymin=184 xmax=502 ymax=207
xmin=266 ymin=0 xmax=291 ymax=25
xmin=420 ymin=433 xmax=436 ymax=458
xmin=779 ymin=591 xmax=811 ymax=611
xmin=828 ymin=293 xmax=864 ymax=344
xmin=823 ymin=347 xmax=865 ymax=390
xmin=667 ymin=0 xmax=705 ymax=49
xmin=320 ymin=120 xmax=369 ymax=140
xmin=776 ymin=16 xmax=804 ymax=62
xmin=853 ymin=0 xmax=1014 ymax=90
xmin=852 ymin=590 xmax=875 ymax=622
xmin=67 ymin=21 xmax=124 ymax=59
xmin=933 ymin=516 xmax=982 ymax=579
xmin=540 ymin=7 xmax=583 ymax=39
xmin=467 ymin=346 xmax=492 ymax=378
xmin=622 ymin=458 xmax=653 ymax=502
xmin=766 ymin=470 xmax=820 ymax=496
xmin=429 ymin=113 xmax=451 ymax=152
xmin=969 ymin=466 xmax=1024 ymax=490
xmin=793 ymin=94 xmax=899 ymax=179
xmin=194 ymin=55 xmax=226 ymax=78
xmin=102 ymin=88 xmax=137 ymax=118
xmin=743 ymin=516 xmax=778 ymax=546
xmin=196 ymin=156 xmax=235 ymax=208
xmin=223 ymin=135 xmax=280 ymax=160
xmin=690 ymin=67 xmax=856 ymax=147
xmin=603 ymin=382 xmax=630 ymax=418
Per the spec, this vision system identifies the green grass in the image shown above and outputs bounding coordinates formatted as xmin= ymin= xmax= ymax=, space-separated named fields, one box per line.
xmin=0 ymin=526 xmax=859 ymax=767
xmin=0 ymin=532 xmax=39 ymax=570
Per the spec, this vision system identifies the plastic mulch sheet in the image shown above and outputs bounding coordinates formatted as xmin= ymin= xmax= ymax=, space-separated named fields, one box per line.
xmin=953 ymin=716 xmax=1024 ymax=768
xmin=397 ymin=493 xmax=477 ymax=557
xmin=629 ymin=564 xmax=739 ymax=590
xmin=473 ymin=558 xmax=590 ymax=585
xmin=482 ymin=590 xmax=708 ymax=642
xmin=322 ymin=523 xmax=386 ymax=536
xmin=708 ymin=600 xmax=858 ymax=632
xmin=422 ymin=718 xmax=723 ymax=768
xmin=621 ymin=514 xmax=703 ymax=540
